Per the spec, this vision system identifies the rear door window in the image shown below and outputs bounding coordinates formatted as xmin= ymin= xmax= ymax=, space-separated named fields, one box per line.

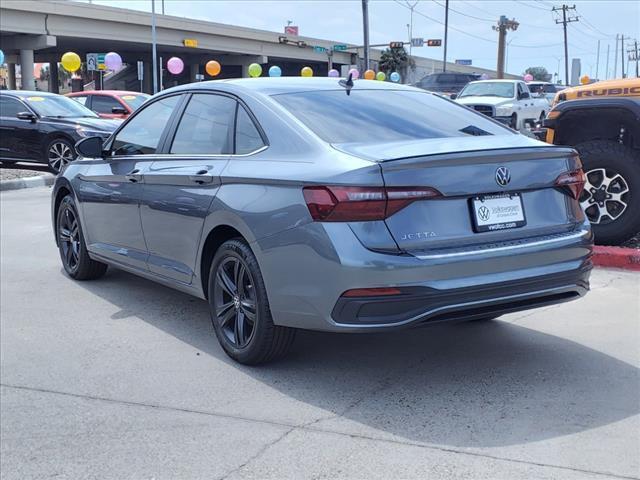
xmin=170 ymin=94 xmax=236 ymax=155
xmin=0 ymin=97 xmax=25 ymax=118
xmin=235 ymin=106 xmax=265 ymax=154
xmin=112 ymin=95 xmax=181 ymax=156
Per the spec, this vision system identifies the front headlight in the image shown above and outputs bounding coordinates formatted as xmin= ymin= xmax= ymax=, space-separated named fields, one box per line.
xmin=495 ymin=104 xmax=514 ymax=116
xmin=75 ymin=127 xmax=109 ymax=138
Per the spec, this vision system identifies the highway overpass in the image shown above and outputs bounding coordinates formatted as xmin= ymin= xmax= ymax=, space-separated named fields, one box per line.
xmin=0 ymin=0 xmax=515 ymax=93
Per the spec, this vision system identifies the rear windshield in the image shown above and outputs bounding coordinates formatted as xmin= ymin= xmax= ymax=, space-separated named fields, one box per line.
xmin=273 ymin=89 xmax=510 ymax=144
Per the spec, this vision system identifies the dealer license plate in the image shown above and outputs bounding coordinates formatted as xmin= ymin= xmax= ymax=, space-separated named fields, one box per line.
xmin=471 ymin=193 xmax=526 ymax=232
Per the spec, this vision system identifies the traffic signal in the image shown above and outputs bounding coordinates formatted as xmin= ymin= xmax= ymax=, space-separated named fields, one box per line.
xmin=389 ymin=42 xmax=404 ymax=49
xmin=426 ymin=39 xmax=442 ymax=47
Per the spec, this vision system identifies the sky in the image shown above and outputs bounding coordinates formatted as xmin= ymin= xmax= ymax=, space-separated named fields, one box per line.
xmin=86 ymin=0 xmax=639 ymax=81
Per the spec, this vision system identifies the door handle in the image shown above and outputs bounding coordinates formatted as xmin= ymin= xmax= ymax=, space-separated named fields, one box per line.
xmin=126 ymin=169 xmax=141 ymax=183
xmin=189 ymin=174 xmax=214 ymax=185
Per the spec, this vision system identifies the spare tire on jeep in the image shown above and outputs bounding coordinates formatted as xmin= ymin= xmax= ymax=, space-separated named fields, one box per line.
xmin=575 ymin=140 xmax=640 ymax=245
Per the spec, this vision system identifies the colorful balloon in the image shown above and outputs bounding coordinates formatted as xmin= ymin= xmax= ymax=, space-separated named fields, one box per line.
xmin=61 ymin=52 xmax=81 ymax=73
xmin=580 ymin=75 xmax=590 ymax=85
xmin=301 ymin=66 xmax=313 ymax=77
xmin=389 ymin=71 xmax=400 ymax=83
xmin=248 ymin=63 xmax=262 ymax=78
xmin=0 ymin=50 xmax=4 ymax=65
xmin=523 ymin=73 xmax=534 ymax=82
xmin=363 ymin=69 xmax=375 ymax=80
xmin=167 ymin=57 xmax=184 ymax=75
xmin=348 ymin=68 xmax=360 ymax=79
xmin=104 ymin=52 xmax=122 ymax=71
xmin=376 ymin=71 xmax=386 ymax=81
xmin=206 ymin=60 xmax=221 ymax=77
xmin=328 ymin=69 xmax=339 ymax=77
xmin=268 ymin=65 xmax=282 ymax=77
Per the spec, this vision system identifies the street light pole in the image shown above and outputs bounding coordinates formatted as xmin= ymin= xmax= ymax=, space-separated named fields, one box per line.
xmin=151 ymin=0 xmax=158 ymax=94
xmin=362 ymin=0 xmax=370 ymax=70
xmin=442 ymin=0 xmax=449 ymax=72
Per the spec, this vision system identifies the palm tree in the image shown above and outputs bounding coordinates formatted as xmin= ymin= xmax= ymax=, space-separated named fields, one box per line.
xmin=379 ymin=47 xmax=415 ymax=81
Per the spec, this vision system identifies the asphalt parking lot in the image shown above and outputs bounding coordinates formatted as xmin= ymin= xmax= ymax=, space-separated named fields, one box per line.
xmin=1 ymin=186 xmax=639 ymax=480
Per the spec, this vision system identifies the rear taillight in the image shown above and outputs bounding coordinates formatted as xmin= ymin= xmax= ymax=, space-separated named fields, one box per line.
xmin=554 ymin=169 xmax=586 ymax=199
xmin=303 ymin=186 xmax=442 ymax=222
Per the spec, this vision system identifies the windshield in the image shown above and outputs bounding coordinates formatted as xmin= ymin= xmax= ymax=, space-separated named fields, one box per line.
xmin=273 ymin=89 xmax=510 ymax=144
xmin=118 ymin=94 xmax=149 ymax=110
xmin=459 ymin=82 xmax=515 ymax=98
xmin=23 ymin=95 xmax=98 ymax=118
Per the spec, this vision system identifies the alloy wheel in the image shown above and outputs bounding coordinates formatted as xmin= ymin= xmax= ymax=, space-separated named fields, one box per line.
xmin=213 ymin=256 xmax=257 ymax=348
xmin=579 ymin=168 xmax=629 ymax=225
xmin=58 ymin=206 xmax=80 ymax=271
xmin=48 ymin=142 xmax=74 ymax=172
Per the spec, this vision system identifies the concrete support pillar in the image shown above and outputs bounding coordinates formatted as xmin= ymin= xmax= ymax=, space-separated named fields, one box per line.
xmin=143 ymin=60 xmax=152 ymax=94
xmin=49 ymin=61 xmax=59 ymax=94
xmin=7 ymin=63 xmax=17 ymax=90
xmin=19 ymin=49 xmax=35 ymax=91
xmin=190 ymin=62 xmax=199 ymax=82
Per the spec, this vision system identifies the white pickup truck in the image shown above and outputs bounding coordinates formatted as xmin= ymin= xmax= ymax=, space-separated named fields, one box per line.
xmin=452 ymin=79 xmax=549 ymax=131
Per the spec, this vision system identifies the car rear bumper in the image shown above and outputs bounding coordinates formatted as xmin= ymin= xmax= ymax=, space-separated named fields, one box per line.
xmin=254 ymin=222 xmax=593 ymax=332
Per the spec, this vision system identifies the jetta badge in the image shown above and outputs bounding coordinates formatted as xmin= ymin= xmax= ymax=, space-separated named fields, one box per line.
xmin=495 ymin=166 xmax=511 ymax=187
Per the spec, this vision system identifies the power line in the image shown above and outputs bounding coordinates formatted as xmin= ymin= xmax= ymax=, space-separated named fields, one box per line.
xmin=430 ymin=0 xmax=493 ymax=22
xmin=552 ymin=4 xmax=579 ymax=85
xmin=514 ymin=0 xmax=551 ymax=12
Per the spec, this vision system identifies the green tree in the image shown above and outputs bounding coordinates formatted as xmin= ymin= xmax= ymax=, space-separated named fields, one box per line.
xmin=524 ymin=66 xmax=550 ymax=81
xmin=379 ymin=47 xmax=415 ymax=80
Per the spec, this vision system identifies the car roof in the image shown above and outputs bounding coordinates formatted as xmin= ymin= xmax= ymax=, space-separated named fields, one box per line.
xmin=468 ymin=79 xmax=520 ymax=84
xmin=67 ymin=90 xmax=149 ymax=96
xmin=1 ymin=90 xmax=59 ymax=98
xmin=162 ymin=77 xmax=419 ymax=97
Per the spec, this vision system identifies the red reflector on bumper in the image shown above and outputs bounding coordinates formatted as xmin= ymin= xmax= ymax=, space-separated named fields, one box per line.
xmin=342 ymin=287 xmax=403 ymax=297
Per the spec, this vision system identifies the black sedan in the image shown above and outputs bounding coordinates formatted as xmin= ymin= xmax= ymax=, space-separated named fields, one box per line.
xmin=0 ymin=91 xmax=120 ymax=173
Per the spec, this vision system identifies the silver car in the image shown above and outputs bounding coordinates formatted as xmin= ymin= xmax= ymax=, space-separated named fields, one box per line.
xmin=52 ymin=78 xmax=592 ymax=364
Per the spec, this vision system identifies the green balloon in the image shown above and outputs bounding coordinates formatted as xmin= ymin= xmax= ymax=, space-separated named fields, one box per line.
xmin=376 ymin=71 xmax=386 ymax=81
xmin=248 ymin=63 xmax=262 ymax=78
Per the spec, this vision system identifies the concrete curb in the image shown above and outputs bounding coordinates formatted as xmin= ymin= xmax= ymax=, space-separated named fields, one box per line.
xmin=593 ymin=245 xmax=640 ymax=271
xmin=0 ymin=174 xmax=55 ymax=192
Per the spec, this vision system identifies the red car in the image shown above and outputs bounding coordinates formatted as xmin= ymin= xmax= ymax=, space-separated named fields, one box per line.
xmin=66 ymin=90 xmax=149 ymax=119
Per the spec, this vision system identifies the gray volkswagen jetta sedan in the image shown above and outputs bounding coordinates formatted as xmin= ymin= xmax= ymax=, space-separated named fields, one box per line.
xmin=52 ymin=78 xmax=592 ymax=364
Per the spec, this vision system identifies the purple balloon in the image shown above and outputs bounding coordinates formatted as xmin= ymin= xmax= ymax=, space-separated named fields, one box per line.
xmin=104 ymin=52 xmax=122 ymax=71
xmin=167 ymin=57 xmax=184 ymax=75
xmin=348 ymin=68 xmax=360 ymax=79
xmin=328 ymin=69 xmax=339 ymax=78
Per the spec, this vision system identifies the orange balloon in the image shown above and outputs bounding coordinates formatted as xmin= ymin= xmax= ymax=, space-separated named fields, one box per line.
xmin=364 ymin=69 xmax=375 ymax=80
xmin=206 ymin=60 xmax=221 ymax=77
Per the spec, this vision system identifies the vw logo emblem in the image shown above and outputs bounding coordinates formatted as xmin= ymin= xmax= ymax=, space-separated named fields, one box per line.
xmin=478 ymin=206 xmax=491 ymax=221
xmin=495 ymin=166 xmax=511 ymax=187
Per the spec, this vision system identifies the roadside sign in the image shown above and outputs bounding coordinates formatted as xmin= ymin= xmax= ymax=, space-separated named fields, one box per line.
xmin=86 ymin=53 xmax=98 ymax=71
xmin=137 ymin=60 xmax=144 ymax=81
xmin=284 ymin=25 xmax=299 ymax=36
xmin=455 ymin=59 xmax=472 ymax=65
xmin=389 ymin=41 xmax=404 ymax=49
xmin=411 ymin=37 xmax=424 ymax=47
xmin=183 ymin=38 xmax=198 ymax=48
xmin=426 ymin=39 xmax=442 ymax=47
xmin=313 ymin=46 xmax=328 ymax=53
xmin=195 ymin=73 xmax=205 ymax=81
xmin=333 ymin=44 xmax=348 ymax=51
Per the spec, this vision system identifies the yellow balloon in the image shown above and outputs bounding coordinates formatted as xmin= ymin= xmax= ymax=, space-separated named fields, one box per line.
xmin=206 ymin=60 xmax=221 ymax=77
xmin=364 ymin=69 xmax=375 ymax=80
xmin=248 ymin=63 xmax=262 ymax=78
xmin=580 ymin=75 xmax=590 ymax=85
xmin=301 ymin=66 xmax=313 ymax=77
xmin=61 ymin=52 xmax=81 ymax=73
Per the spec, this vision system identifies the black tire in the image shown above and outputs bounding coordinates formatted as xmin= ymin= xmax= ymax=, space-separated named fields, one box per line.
xmin=208 ymin=238 xmax=296 ymax=365
xmin=46 ymin=137 xmax=76 ymax=174
xmin=510 ymin=113 xmax=518 ymax=130
xmin=57 ymin=195 xmax=108 ymax=280
xmin=575 ymin=141 xmax=640 ymax=245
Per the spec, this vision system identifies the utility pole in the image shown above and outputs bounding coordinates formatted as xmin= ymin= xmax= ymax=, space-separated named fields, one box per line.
xmin=605 ymin=43 xmax=610 ymax=79
xmin=613 ymin=34 xmax=619 ymax=78
xmin=553 ymin=4 xmax=579 ymax=86
xmin=151 ymin=0 xmax=158 ymax=94
xmin=442 ymin=0 xmax=449 ymax=72
xmin=493 ymin=16 xmax=519 ymax=79
xmin=595 ymin=39 xmax=600 ymax=79
xmin=620 ymin=34 xmax=625 ymax=78
xmin=362 ymin=0 xmax=370 ymax=70
xmin=628 ymin=40 xmax=639 ymax=77
xmin=406 ymin=1 xmax=419 ymax=57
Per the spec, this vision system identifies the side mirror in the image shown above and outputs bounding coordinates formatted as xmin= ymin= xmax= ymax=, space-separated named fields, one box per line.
xmin=76 ymin=136 xmax=104 ymax=158
xmin=111 ymin=106 xmax=128 ymax=115
xmin=450 ymin=93 xmax=458 ymax=100
xmin=519 ymin=91 xmax=530 ymax=100
xmin=16 ymin=111 xmax=37 ymax=122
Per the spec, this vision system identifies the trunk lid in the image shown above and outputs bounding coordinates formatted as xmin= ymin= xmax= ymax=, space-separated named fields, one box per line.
xmin=336 ymin=138 xmax=583 ymax=253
